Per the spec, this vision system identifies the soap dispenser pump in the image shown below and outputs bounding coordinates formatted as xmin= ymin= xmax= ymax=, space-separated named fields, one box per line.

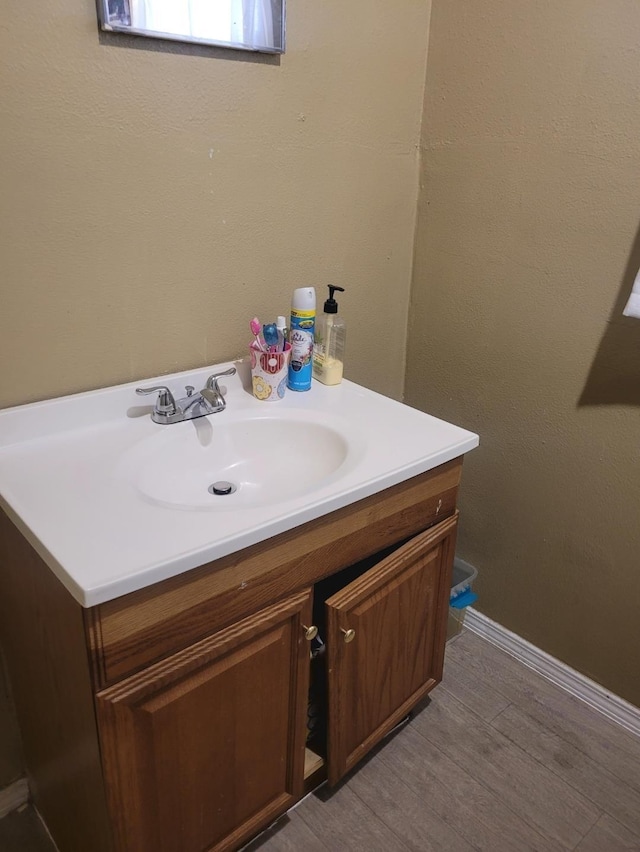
xmin=313 ymin=285 xmax=346 ymax=385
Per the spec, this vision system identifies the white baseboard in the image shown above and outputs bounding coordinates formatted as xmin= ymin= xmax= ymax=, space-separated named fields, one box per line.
xmin=464 ymin=607 xmax=640 ymax=739
xmin=0 ymin=777 xmax=29 ymax=819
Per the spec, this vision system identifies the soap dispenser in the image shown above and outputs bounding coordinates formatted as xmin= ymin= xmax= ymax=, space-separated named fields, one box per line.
xmin=313 ymin=286 xmax=346 ymax=385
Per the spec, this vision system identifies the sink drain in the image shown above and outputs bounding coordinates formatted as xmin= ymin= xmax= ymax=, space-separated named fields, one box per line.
xmin=208 ymin=481 xmax=237 ymax=496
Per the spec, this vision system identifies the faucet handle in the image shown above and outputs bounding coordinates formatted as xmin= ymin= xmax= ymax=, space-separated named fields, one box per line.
xmin=206 ymin=367 xmax=237 ymax=386
xmin=135 ymin=385 xmax=177 ymax=415
xmin=204 ymin=367 xmax=237 ymax=410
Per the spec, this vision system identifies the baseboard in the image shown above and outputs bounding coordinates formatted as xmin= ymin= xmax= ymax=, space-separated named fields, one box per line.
xmin=464 ymin=607 xmax=640 ymax=739
xmin=0 ymin=777 xmax=29 ymax=819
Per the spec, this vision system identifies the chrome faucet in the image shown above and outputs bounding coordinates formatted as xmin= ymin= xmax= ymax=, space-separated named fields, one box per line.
xmin=136 ymin=367 xmax=236 ymax=424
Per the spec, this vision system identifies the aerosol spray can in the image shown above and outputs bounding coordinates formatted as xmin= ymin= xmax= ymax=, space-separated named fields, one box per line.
xmin=287 ymin=287 xmax=316 ymax=391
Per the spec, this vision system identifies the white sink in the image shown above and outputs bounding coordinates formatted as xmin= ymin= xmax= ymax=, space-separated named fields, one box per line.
xmin=120 ymin=416 xmax=353 ymax=510
xmin=0 ymin=360 xmax=478 ymax=606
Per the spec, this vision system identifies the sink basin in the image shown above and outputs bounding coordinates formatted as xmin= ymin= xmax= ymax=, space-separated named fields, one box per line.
xmin=0 ymin=359 xmax=478 ymax=605
xmin=121 ymin=417 xmax=351 ymax=510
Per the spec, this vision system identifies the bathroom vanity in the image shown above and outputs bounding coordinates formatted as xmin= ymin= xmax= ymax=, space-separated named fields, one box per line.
xmin=0 ymin=363 xmax=477 ymax=852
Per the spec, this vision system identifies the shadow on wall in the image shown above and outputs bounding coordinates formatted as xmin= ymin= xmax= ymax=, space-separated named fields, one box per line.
xmin=579 ymin=221 xmax=640 ymax=406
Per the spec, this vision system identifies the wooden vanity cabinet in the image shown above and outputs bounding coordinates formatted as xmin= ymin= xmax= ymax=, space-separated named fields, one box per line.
xmin=96 ymin=590 xmax=313 ymax=852
xmin=0 ymin=457 xmax=463 ymax=852
xmin=325 ymin=513 xmax=457 ymax=785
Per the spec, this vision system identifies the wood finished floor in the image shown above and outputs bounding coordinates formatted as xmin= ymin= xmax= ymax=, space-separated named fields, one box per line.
xmin=248 ymin=630 xmax=640 ymax=852
xmin=2 ymin=629 xmax=639 ymax=852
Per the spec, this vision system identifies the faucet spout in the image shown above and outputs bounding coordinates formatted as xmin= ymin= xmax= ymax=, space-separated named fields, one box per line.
xmin=180 ymin=393 xmax=207 ymax=415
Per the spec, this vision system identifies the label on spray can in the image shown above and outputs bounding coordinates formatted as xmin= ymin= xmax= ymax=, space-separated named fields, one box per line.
xmin=287 ymin=309 xmax=315 ymax=391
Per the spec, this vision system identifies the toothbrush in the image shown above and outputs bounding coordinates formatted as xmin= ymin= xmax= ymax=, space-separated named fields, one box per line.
xmin=249 ymin=317 xmax=265 ymax=351
xmin=262 ymin=323 xmax=280 ymax=367
xmin=262 ymin=323 xmax=279 ymax=353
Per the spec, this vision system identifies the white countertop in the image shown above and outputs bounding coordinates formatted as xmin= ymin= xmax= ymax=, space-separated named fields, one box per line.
xmin=0 ymin=361 xmax=478 ymax=607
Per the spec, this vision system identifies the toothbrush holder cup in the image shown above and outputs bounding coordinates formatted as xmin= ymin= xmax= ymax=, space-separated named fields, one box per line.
xmin=249 ymin=343 xmax=291 ymax=401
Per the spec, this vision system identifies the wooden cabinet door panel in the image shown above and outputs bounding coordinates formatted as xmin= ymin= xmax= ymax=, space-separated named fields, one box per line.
xmin=96 ymin=589 xmax=312 ymax=852
xmin=325 ymin=513 xmax=457 ymax=784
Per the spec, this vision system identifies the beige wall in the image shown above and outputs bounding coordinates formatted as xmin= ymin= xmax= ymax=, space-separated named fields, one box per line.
xmin=0 ymin=0 xmax=431 ymax=786
xmin=0 ymin=0 xmax=431 ymax=409
xmin=407 ymin=0 xmax=640 ymax=707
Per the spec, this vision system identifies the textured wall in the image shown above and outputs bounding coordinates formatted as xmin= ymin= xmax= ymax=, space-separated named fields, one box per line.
xmin=407 ymin=0 xmax=640 ymax=706
xmin=0 ymin=0 xmax=431 ymax=408
xmin=0 ymin=0 xmax=431 ymax=788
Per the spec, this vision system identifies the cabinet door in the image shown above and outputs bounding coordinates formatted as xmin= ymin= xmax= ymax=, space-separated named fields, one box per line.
xmin=325 ymin=512 xmax=457 ymax=784
xmin=96 ymin=589 xmax=313 ymax=852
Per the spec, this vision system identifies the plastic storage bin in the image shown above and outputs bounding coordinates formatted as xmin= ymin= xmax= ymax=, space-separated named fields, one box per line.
xmin=447 ymin=558 xmax=478 ymax=641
